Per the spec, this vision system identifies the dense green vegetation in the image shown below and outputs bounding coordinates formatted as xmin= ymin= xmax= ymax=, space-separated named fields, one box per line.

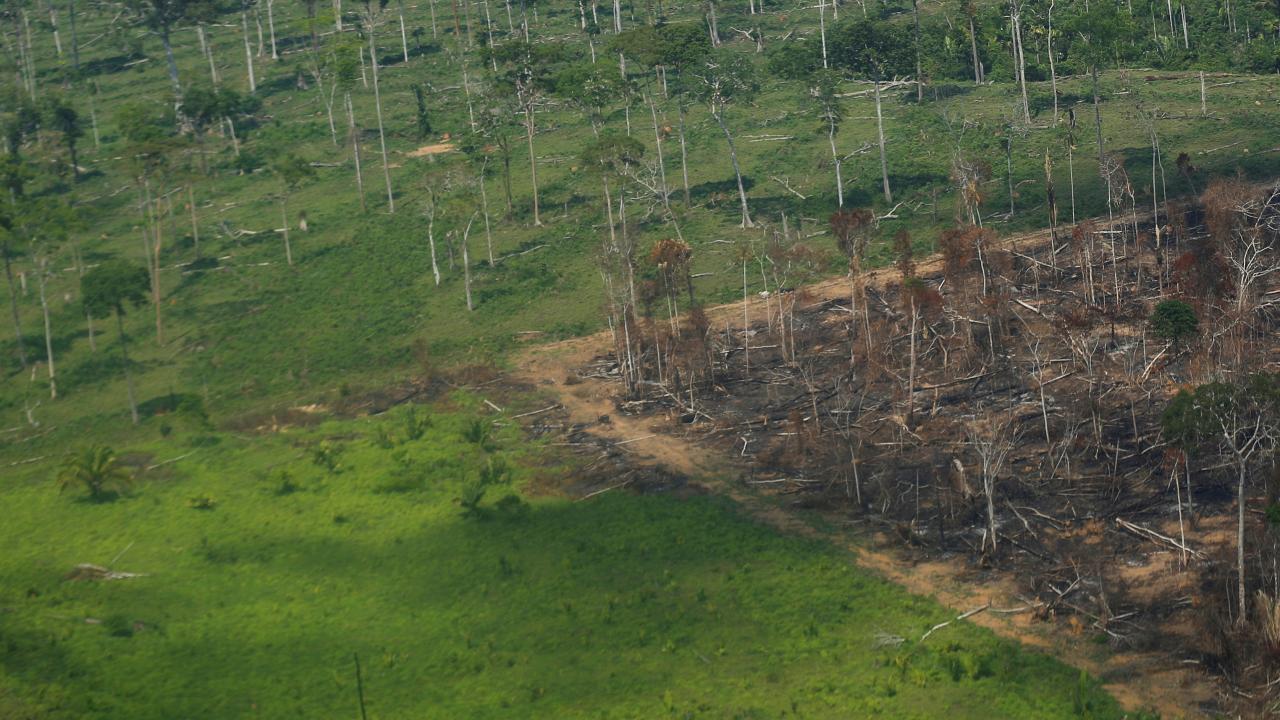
xmin=1 ymin=400 xmax=1127 ymax=718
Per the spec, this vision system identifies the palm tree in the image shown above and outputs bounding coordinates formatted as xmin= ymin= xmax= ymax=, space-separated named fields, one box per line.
xmin=57 ymin=445 xmax=131 ymax=500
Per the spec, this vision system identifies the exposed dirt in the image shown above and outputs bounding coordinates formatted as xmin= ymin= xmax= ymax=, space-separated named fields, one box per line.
xmin=509 ymin=205 xmax=1253 ymax=717
xmin=406 ymin=142 xmax=456 ymax=158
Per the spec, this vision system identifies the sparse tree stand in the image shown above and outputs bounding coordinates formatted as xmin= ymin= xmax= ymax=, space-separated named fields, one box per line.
xmin=81 ymin=260 xmax=151 ymax=424
xmin=1162 ymin=376 xmax=1280 ymax=620
xmin=361 ymin=0 xmax=396 ymax=213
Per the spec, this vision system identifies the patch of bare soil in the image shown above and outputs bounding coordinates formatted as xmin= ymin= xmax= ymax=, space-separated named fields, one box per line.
xmin=508 ymin=186 xmax=1280 ymax=717
xmin=407 ymin=142 xmax=455 ymax=158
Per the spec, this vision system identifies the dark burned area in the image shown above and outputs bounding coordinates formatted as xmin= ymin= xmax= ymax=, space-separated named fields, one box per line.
xmin=570 ymin=181 xmax=1280 ymax=715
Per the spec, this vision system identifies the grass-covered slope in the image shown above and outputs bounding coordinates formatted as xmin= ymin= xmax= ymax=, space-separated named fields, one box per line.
xmin=0 ymin=399 xmax=1123 ymax=719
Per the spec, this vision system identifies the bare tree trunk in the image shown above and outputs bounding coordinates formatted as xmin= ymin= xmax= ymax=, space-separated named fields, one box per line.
xmin=1011 ymin=2 xmax=1030 ymax=124
xmin=335 ymin=0 xmax=343 ymax=30
xmin=1092 ymin=65 xmax=1104 ymax=166
xmin=968 ymin=14 xmax=983 ymax=83
xmin=912 ymin=0 xmax=921 ymax=101
xmin=478 ymin=161 xmax=494 ymax=264
xmin=677 ymin=105 xmax=691 ymax=206
xmin=242 ymin=10 xmax=257 ymax=92
xmin=267 ymin=0 xmax=279 ymax=59
xmin=647 ymin=95 xmax=669 ymax=208
xmin=198 ymin=24 xmax=221 ymax=86
xmin=1047 ymin=0 xmax=1058 ymax=123
xmin=713 ymin=108 xmax=751 ymax=227
xmin=345 ymin=93 xmax=367 ymax=211
xmin=188 ymin=184 xmax=201 ymax=258
xmin=462 ymin=213 xmax=476 ymax=310
xmin=525 ymin=104 xmax=541 ymax=225
xmin=829 ymin=115 xmax=842 ymax=207
xmin=36 ymin=255 xmax=55 ymax=399
xmin=398 ymin=0 xmax=410 ymax=61
xmin=368 ymin=24 xmax=396 ymax=212
xmin=426 ymin=199 xmax=441 ymax=285
xmin=819 ymin=0 xmax=828 ymax=68
xmin=281 ymin=196 xmax=293 ymax=265
xmin=874 ymin=81 xmax=892 ymax=203
xmin=1238 ymin=459 xmax=1248 ymax=620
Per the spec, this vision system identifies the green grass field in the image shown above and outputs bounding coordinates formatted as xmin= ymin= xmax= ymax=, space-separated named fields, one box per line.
xmin=0 ymin=397 xmax=1125 ymax=719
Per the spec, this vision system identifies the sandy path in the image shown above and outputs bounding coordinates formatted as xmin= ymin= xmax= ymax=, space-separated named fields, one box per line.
xmin=511 ymin=219 xmax=1218 ymax=718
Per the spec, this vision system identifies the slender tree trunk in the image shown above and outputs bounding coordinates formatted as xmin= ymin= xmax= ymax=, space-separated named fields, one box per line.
xmin=478 ymin=162 xmax=494 ymax=264
xmin=398 ymin=0 xmax=410 ymax=61
xmin=874 ymin=81 xmax=892 ymax=204
xmin=335 ymin=0 xmax=344 ymax=30
xmin=242 ymin=11 xmax=257 ymax=92
xmin=1011 ymin=3 xmax=1030 ymax=124
xmin=198 ymin=24 xmax=221 ymax=86
xmin=713 ymin=107 xmax=751 ymax=227
xmin=160 ymin=26 xmax=183 ymax=105
xmin=1047 ymin=1 xmax=1058 ymax=124
xmin=524 ymin=104 xmax=541 ymax=225
xmin=426 ymin=201 xmax=441 ymax=285
xmin=677 ymin=105 xmax=691 ymax=206
xmin=345 ymin=93 xmax=367 ymax=211
xmin=36 ymin=255 xmax=55 ymax=399
xmin=1238 ymin=459 xmax=1248 ymax=620
xmin=68 ymin=0 xmax=79 ymax=74
xmin=829 ymin=115 xmax=843 ymax=207
xmin=1092 ymin=65 xmax=1104 ymax=166
xmin=3 ymin=246 xmax=27 ymax=368
xmin=281 ymin=195 xmax=293 ymax=265
xmin=267 ymin=0 xmax=279 ymax=59
xmin=150 ymin=198 xmax=164 ymax=345
xmin=1199 ymin=70 xmax=1206 ymax=115
xmin=462 ymin=214 xmax=475 ymax=310
xmin=114 ymin=309 xmax=139 ymax=424
xmin=368 ymin=24 xmax=396 ymax=212
xmin=912 ymin=0 xmax=922 ymax=101
xmin=646 ymin=94 xmax=669 ymax=208
xmin=968 ymin=15 xmax=983 ymax=83
xmin=819 ymin=0 xmax=828 ymax=68
xmin=186 ymin=185 xmax=201 ymax=259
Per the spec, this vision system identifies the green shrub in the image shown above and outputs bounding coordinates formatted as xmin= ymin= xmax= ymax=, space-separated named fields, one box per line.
xmin=1150 ymin=299 xmax=1198 ymax=343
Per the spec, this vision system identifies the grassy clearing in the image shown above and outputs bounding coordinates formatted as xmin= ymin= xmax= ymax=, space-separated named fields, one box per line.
xmin=0 ymin=397 xmax=1126 ymax=718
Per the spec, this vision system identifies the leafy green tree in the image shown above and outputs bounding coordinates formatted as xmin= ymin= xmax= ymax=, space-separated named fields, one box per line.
xmin=43 ymin=96 xmax=83 ymax=180
xmin=554 ymin=59 xmax=622 ymax=136
xmin=489 ymin=39 xmax=568 ymax=226
xmin=581 ymin=132 xmax=645 ymax=258
xmin=1062 ymin=4 xmax=1135 ymax=165
xmin=57 ymin=445 xmax=131 ymax=501
xmin=0 ymin=206 xmax=26 ymax=369
xmin=1150 ymin=299 xmax=1198 ymax=345
xmin=81 ymin=260 xmax=151 ymax=424
xmin=1162 ymin=374 xmax=1280 ymax=620
xmin=270 ymin=154 xmax=317 ymax=266
xmin=687 ymin=49 xmax=758 ymax=227
xmin=830 ymin=19 xmax=914 ymax=204
xmin=124 ymin=0 xmax=194 ymax=105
